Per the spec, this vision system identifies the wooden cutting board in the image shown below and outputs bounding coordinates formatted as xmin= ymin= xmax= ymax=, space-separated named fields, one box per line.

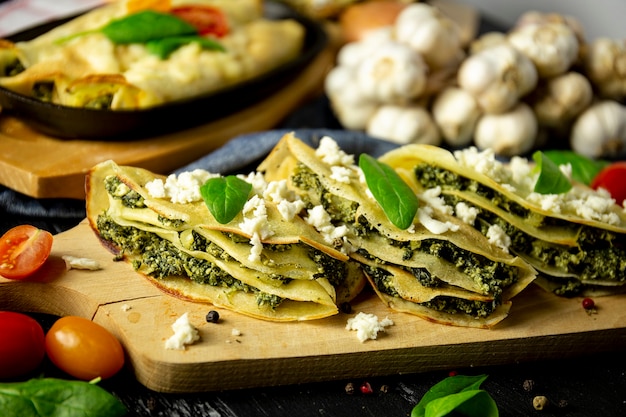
xmin=0 ymin=45 xmax=335 ymax=200
xmin=1 ymin=219 xmax=625 ymax=393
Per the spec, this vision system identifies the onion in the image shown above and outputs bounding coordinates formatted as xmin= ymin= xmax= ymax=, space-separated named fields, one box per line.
xmin=339 ymin=1 xmax=408 ymax=43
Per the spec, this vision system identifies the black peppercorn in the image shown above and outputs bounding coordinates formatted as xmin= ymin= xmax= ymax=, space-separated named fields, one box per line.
xmin=206 ymin=310 xmax=220 ymax=323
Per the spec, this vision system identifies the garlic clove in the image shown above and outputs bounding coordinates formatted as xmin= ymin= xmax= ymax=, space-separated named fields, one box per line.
xmin=583 ymin=38 xmax=626 ymax=100
xmin=432 ymin=86 xmax=482 ymax=147
xmin=474 ymin=102 xmax=538 ymax=157
xmin=570 ymin=100 xmax=626 ymax=159
xmin=366 ymin=104 xmax=441 ymax=145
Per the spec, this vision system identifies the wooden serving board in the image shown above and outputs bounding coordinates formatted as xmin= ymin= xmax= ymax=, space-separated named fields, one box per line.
xmin=1 ymin=219 xmax=625 ymax=393
xmin=0 ymin=45 xmax=335 ymax=200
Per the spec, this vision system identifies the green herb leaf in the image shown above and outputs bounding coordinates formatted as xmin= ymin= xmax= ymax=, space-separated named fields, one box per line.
xmin=0 ymin=377 xmax=127 ymax=417
xmin=425 ymin=389 xmax=499 ymax=417
xmin=200 ymin=176 xmax=252 ymax=224
xmin=359 ymin=154 xmax=418 ymax=230
xmin=533 ymin=150 xmax=573 ymax=194
xmin=411 ymin=375 xmax=498 ymax=417
xmin=542 ymin=150 xmax=610 ymax=185
xmin=56 ymin=10 xmax=198 ymax=45
xmin=146 ymin=36 xmax=225 ymax=59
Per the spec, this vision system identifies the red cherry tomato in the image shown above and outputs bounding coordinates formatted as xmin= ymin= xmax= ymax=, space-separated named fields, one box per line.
xmin=171 ymin=5 xmax=229 ymax=37
xmin=45 ymin=316 xmax=125 ymax=380
xmin=590 ymin=161 xmax=626 ymax=206
xmin=0 ymin=311 xmax=46 ymax=379
xmin=0 ymin=225 xmax=53 ymax=280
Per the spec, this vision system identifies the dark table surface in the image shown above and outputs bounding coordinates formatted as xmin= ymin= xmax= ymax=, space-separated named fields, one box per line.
xmin=2 ymin=12 xmax=626 ymax=414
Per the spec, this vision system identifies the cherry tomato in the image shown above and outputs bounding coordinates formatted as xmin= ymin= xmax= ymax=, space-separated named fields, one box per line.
xmin=171 ymin=5 xmax=229 ymax=37
xmin=0 ymin=225 xmax=53 ymax=280
xmin=590 ymin=161 xmax=626 ymax=206
xmin=45 ymin=316 xmax=125 ymax=380
xmin=0 ymin=311 xmax=46 ymax=379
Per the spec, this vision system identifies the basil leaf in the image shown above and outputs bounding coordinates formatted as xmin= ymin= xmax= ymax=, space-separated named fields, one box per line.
xmin=425 ymin=389 xmax=499 ymax=417
xmin=0 ymin=378 xmax=127 ymax=417
xmin=411 ymin=374 xmax=489 ymax=417
xmin=359 ymin=154 xmax=418 ymax=230
xmin=57 ymin=10 xmax=198 ymax=45
xmin=542 ymin=150 xmax=609 ymax=185
xmin=146 ymin=36 xmax=225 ymax=59
xmin=200 ymin=176 xmax=252 ymax=224
xmin=533 ymin=150 xmax=572 ymax=194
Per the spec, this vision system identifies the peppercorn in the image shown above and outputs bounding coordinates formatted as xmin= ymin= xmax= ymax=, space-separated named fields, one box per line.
xmin=206 ymin=310 xmax=220 ymax=323
xmin=360 ymin=382 xmax=373 ymax=394
xmin=345 ymin=382 xmax=355 ymax=395
xmin=522 ymin=379 xmax=535 ymax=392
xmin=533 ymin=395 xmax=549 ymax=410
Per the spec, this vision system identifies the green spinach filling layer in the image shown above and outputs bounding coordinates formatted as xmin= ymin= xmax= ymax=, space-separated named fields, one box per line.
xmin=362 ymin=263 xmax=497 ymax=318
xmin=292 ymin=163 xmax=517 ymax=296
xmin=96 ymin=214 xmax=284 ymax=309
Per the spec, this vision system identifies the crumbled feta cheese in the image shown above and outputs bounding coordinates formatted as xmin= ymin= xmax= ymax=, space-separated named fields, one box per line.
xmin=420 ymin=187 xmax=454 ymax=215
xmin=121 ymin=304 xmax=132 ymax=312
xmin=346 ymin=312 xmax=394 ymax=342
xmin=62 ymin=255 xmax=102 ymax=271
xmin=240 ymin=171 xmax=268 ymax=196
xmin=146 ymin=169 xmax=218 ymax=203
xmin=418 ymin=206 xmax=459 ymax=234
xmin=231 ymin=328 xmax=242 ymax=337
xmin=164 ymin=313 xmax=200 ymax=350
xmin=330 ymin=165 xmax=354 ymax=183
xmin=486 ymin=224 xmax=511 ymax=253
xmin=315 ymin=136 xmax=354 ymax=167
xmin=305 ymin=205 xmax=353 ymax=253
xmin=454 ymin=202 xmax=479 ymax=225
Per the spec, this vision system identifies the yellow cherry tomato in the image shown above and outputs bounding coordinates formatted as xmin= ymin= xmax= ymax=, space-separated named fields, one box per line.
xmin=45 ymin=316 xmax=125 ymax=380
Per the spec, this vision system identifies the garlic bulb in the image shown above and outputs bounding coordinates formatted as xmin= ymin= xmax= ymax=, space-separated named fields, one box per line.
xmin=570 ymin=100 xmax=626 ymax=159
xmin=394 ymin=3 xmax=464 ymax=70
xmin=474 ymin=102 xmax=538 ymax=157
xmin=508 ymin=22 xmax=579 ymax=78
xmin=432 ymin=87 xmax=481 ymax=147
xmin=583 ymin=38 xmax=626 ymax=100
xmin=458 ymin=44 xmax=538 ymax=114
xmin=336 ymin=27 xmax=395 ymax=68
xmin=356 ymin=41 xmax=428 ymax=103
xmin=324 ymin=65 xmax=379 ymax=130
xmin=469 ymin=31 xmax=508 ymax=55
xmin=530 ymin=71 xmax=593 ymax=128
xmin=366 ymin=104 xmax=441 ymax=145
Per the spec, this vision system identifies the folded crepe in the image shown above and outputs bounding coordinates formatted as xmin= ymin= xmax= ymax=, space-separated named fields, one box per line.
xmin=258 ymin=133 xmax=536 ymax=328
xmin=379 ymin=144 xmax=626 ymax=297
xmin=86 ymin=159 xmax=365 ymax=321
xmin=0 ymin=0 xmax=304 ymax=109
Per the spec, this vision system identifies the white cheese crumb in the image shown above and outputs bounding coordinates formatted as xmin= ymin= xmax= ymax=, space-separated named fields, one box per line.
xmin=486 ymin=224 xmax=511 ymax=253
xmin=420 ymin=187 xmax=454 ymax=215
xmin=454 ymin=202 xmax=479 ymax=225
xmin=121 ymin=304 xmax=132 ymax=312
xmin=231 ymin=328 xmax=242 ymax=337
xmin=418 ymin=206 xmax=460 ymax=235
xmin=164 ymin=313 xmax=200 ymax=350
xmin=315 ymin=136 xmax=354 ymax=167
xmin=146 ymin=169 xmax=218 ymax=203
xmin=346 ymin=312 xmax=394 ymax=342
xmin=62 ymin=255 xmax=102 ymax=271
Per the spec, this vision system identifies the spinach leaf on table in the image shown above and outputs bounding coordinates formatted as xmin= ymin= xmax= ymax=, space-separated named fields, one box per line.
xmin=0 ymin=377 xmax=127 ymax=417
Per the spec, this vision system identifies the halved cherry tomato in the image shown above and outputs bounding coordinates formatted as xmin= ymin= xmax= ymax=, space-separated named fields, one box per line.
xmin=590 ymin=161 xmax=626 ymax=206
xmin=45 ymin=316 xmax=125 ymax=380
xmin=0 ymin=225 xmax=53 ymax=280
xmin=171 ymin=5 xmax=229 ymax=37
xmin=0 ymin=311 xmax=46 ymax=379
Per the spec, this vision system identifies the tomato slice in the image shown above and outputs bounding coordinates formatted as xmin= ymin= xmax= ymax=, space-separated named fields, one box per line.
xmin=171 ymin=5 xmax=229 ymax=37
xmin=590 ymin=161 xmax=626 ymax=206
xmin=0 ymin=311 xmax=46 ymax=379
xmin=0 ymin=225 xmax=53 ymax=280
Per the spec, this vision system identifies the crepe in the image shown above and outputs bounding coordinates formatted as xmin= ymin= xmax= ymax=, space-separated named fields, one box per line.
xmin=379 ymin=144 xmax=626 ymax=297
xmin=86 ymin=160 xmax=365 ymax=321
xmin=258 ymin=133 xmax=536 ymax=328
xmin=0 ymin=0 xmax=304 ymax=109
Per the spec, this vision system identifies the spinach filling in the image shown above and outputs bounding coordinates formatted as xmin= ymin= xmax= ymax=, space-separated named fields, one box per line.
xmin=105 ymin=175 xmax=146 ymax=209
xmin=362 ymin=263 xmax=497 ymax=318
xmin=439 ymin=191 xmax=626 ymax=287
xmin=32 ymin=81 xmax=54 ymax=102
xmin=292 ymin=163 xmax=516 ymax=295
xmin=1 ymin=58 xmax=25 ymax=77
xmin=96 ymin=214 xmax=284 ymax=309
